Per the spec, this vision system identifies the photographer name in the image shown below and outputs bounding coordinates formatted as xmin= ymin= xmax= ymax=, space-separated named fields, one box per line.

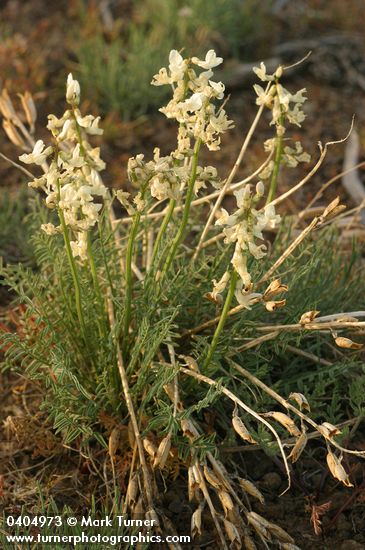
xmin=81 ymin=516 xmax=156 ymax=528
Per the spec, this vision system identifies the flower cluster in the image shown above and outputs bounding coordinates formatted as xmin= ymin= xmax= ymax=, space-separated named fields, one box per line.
xmin=152 ymin=49 xmax=233 ymax=154
xmin=19 ymin=74 xmax=106 ymax=261
xmin=213 ymin=182 xmax=281 ymax=306
xmin=117 ymin=50 xmax=229 ymax=210
xmin=253 ymin=63 xmax=310 ymax=181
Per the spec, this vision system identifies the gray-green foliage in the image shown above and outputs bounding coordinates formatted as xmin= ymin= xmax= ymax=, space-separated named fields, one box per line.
xmin=2 ymin=192 xmax=363 ymax=457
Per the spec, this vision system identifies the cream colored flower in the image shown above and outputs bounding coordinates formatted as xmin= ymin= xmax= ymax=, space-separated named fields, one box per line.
xmin=19 ymin=140 xmax=53 ymax=165
xmin=192 ymin=50 xmax=223 ymax=70
xmin=66 ymin=73 xmax=80 ymax=105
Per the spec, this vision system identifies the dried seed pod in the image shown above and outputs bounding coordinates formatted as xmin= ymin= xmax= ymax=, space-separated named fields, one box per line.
xmin=265 ymin=299 xmax=286 ymax=311
xmin=243 ymin=532 xmax=258 ymax=550
xmin=204 ymin=291 xmax=223 ymax=305
xmin=335 ymin=336 xmax=363 ymax=350
xmin=289 ymin=392 xmax=310 ymax=411
xmin=180 ymin=418 xmax=196 ymax=438
xmin=267 ymin=522 xmax=294 ymax=543
xmin=326 ymin=451 xmax=353 ymax=487
xmin=2 ymin=120 xmax=27 ymax=149
xmin=145 ymin=508 xmax=160 ymax=527
xmin=128 ymin=420 xmax=136 ymax=448
xmin=153 ymin=433 xmax=172 ymax=469
xmin=319 ymin=422 xmax=342 ymax=438
xmin=210 ymin=459 xmax=230 ymax=490
xmin=299 ymin=310 xmax=320 ymax=324
xmin=321 ymin=196 xmax=346 ymax=221
xmin=143 ymin=437 xmax=157 ymax=460
xmin=288 ymin=431 xmax=308 ymax=463
xmin=238 ymin=478 xmax=264 ymax=504
xmin=18 ymin=91 xmax=37 ymax=132
xmin=188 ymin=465 xmax=200 ymax=501
xmin=126 ymin=472 xmax=139 ymax=508
xmin=218 ymin=490 xmax=234 ymax=515
xmin=203 ymin=464 xmax=223 ymax=490
xmin=281 ymin=544 xmax=302 ymax=550
xmin=247 ymin=512 xmax=271 ymax=541
xmin=0 ymin=89 xmax=17 ymax=120
xmin=191 ymin=505 xmax=203 ymax=538
xmin=131 ymin=496 xmax=144 ymax=520
xmin=223 ymin=519 xmax=242 ymax=549
xmin=232 ymin=414 xmax=256 ymax=444
xmin=108 ymin=426 xmax=121 ymax=460
xmin=263 ymin=279 xmax=288 ymax=301
xmin=179 ymin=354 xmax=200 ymax=372
xmin=263 ymin=412 xmax=301 ymax=437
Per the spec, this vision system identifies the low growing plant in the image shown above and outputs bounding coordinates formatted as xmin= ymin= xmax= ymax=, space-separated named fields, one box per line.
xmin=1 ymin=49 xmax=364 ymax=548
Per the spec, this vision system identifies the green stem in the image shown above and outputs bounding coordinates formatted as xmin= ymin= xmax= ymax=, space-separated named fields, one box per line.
xmin=57 ymin=206 xmax=87 ymax=341
xmin=266 ymin=114 xmax=284 ymax=204
xmin=151 ymin=198 xmax=176 ymax=268
xmin=160 ymin=139 xmax=201 ymax=282
xmin=203 ymin=270 xmax=238 ymax=370
xmin=122 ymin=188 xmax=148 ymax=355
xmin=87 ymin=233 xmax=108 ymax=339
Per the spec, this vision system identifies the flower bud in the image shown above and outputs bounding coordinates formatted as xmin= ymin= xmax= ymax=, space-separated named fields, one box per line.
xmin=66 ymin=73 xmax=80 ymax=105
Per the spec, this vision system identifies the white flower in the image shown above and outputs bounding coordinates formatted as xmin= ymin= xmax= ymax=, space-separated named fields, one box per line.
xmin=169 ymin=50 xmax=186 ymax=80
xmin=70 ymin=232 xmax=88 ymax=261
xmin=256 ymin=181 xmax=265 ymax=197
xmin=211 ymin=271 xmax=230 ymax=301
xmin=66 ymin=73 xmax=80 ymax=105
xmin=151 ymin=67 xmax=171 ymax=86
xmin=41 ymin=223 xmax=59 ymax=235
xmin=76 ymin=114 xmax=103 ymax=135
xmin=19 ymin=140 xmax=53 ymax=165
xmin=184 ymin=92 xmax=204 ymax=112
xmin=209 ymin=80 xmax=225 ymax=99
xmin=253 ymin=62 xmax=275 ymax=82
xmin=192 ymin=50 xmax=223 ymax=70
xmin=234 ymin=280 xmax=262 ymax=309
xmin=231 ymin=246 xmax=251 ymax=285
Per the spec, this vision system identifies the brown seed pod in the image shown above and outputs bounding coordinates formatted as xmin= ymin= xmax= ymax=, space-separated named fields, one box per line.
xmin=232 ymin=414 xmax=256 ymax=444
xmin=326 ymin=451 xmax=353 ymax=487
xmin=263 ymin=411 xmax=301 ymax=437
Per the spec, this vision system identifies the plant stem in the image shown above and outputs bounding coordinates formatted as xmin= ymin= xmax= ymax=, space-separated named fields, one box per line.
xmin=203 ymin=270 xmax=237 ymax=370
xmin=57 ymin=206 xmax=87 ymax=342
xmin=122 ymin=201 xmax=145 ymax=356
xmin=266 ymin=113 xmax=284 ymax=204
xmin=87 ymin=232 xmax=108 ymax=339
xmin=160 ymin=139 xmax=201 ymax=281
xmin=150 ymin=198 xmax=175 ymax=268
